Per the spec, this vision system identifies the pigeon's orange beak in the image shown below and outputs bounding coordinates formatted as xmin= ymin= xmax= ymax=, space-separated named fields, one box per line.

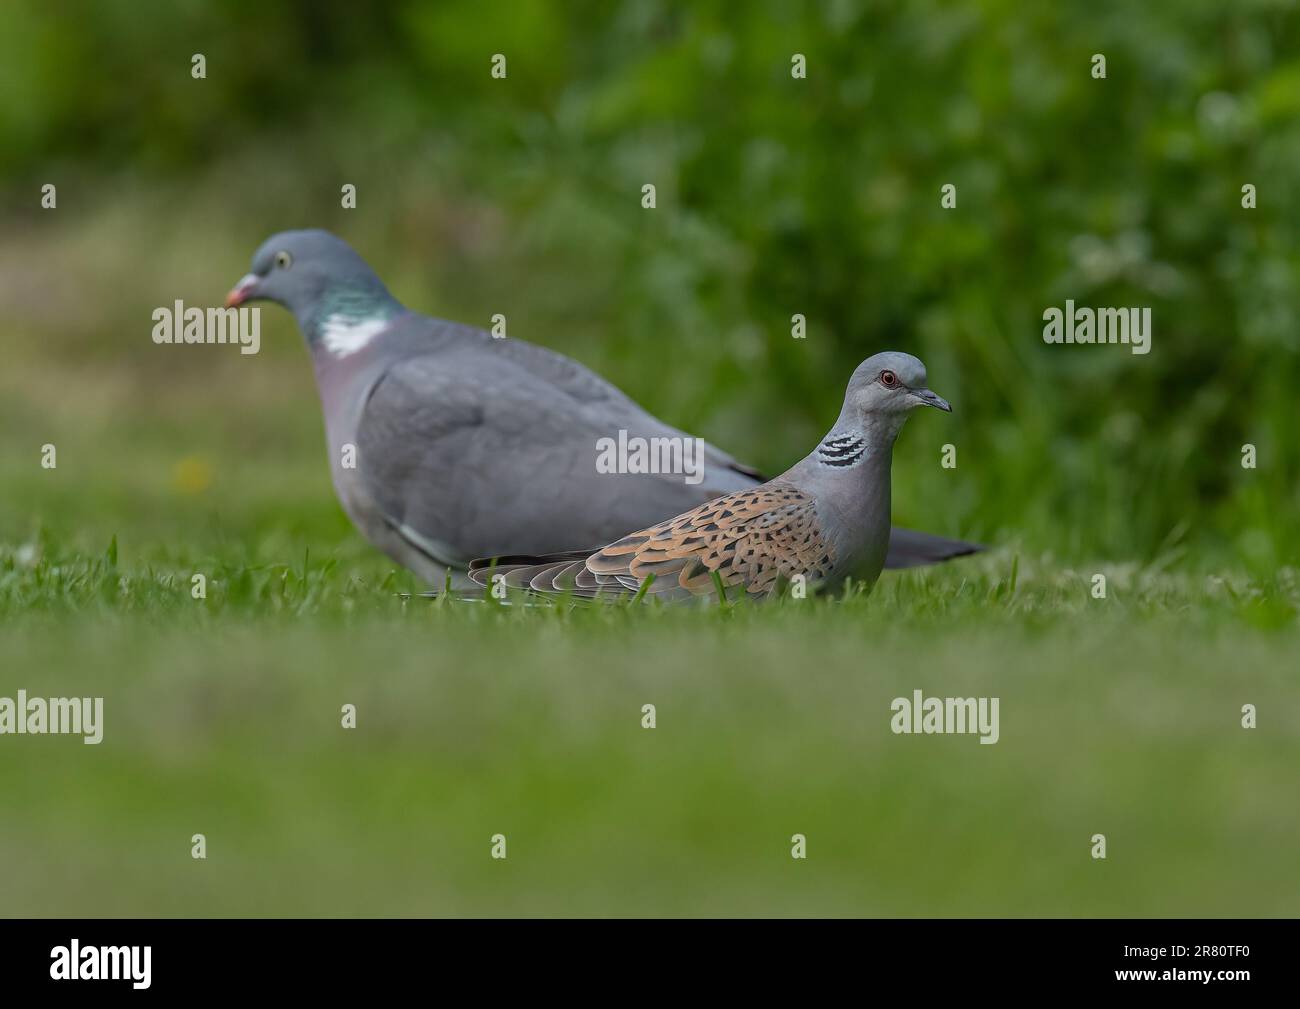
xmin=225 ymin=273 xmax=259 ymax=308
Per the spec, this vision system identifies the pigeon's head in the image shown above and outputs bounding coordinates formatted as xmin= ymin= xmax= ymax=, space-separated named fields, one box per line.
xmin=844 ymin=351 xmax=951 ymax=423
xmin=225 ymin=230 xmax=398 ymax=325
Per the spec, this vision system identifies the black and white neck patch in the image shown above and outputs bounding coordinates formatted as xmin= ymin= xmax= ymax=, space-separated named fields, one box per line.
xmin=817 ymin=432 xmax=867 ymax=468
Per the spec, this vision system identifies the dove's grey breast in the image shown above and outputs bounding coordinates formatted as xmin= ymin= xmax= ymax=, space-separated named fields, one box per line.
xmin=789 ymin=432 xmax=895 ymax=590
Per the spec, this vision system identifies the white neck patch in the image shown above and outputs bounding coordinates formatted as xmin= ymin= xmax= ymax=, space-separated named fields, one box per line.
xmin=320 ymin=313 xmax=389 ymax=357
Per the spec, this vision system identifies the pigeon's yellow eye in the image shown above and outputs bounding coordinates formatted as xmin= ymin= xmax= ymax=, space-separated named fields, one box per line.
xmin=275 ymin=250 xmax=293 ymax=269
xmin=880 ymin=370 xmax=897 ymax=387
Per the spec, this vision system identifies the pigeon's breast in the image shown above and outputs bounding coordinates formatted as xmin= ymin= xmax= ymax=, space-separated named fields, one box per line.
xmin=313 ymin=351 xmax=390 ymax=528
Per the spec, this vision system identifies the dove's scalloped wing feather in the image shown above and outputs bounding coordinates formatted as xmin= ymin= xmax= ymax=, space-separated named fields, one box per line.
xmin=583 ymin=481 xmax=837 ymax=599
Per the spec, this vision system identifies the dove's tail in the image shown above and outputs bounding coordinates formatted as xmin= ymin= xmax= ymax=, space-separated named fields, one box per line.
xmin=883 ymin=528 xmax=983 ymax=569
xmin=466 ymin=551 xmax=593 ymax=591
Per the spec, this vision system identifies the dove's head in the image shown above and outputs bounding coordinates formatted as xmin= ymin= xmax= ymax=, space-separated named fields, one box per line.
xmin=225 ymin=230 xmax=402 ymax=335
xmin=841 ymin=351 xmax=951 ymax=439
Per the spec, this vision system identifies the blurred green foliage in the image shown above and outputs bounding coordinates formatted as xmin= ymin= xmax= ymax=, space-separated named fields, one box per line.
xmin=2 ymin=0 xmax=1299 ymax=567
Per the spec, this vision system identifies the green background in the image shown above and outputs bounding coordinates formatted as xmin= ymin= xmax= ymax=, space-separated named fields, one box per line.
xmin=0 ymin=1 xmax=1296 ymax=917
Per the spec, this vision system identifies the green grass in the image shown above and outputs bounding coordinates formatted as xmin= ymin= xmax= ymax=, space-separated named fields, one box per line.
xmin=1 ymin=538 xmax=1296 ymax=917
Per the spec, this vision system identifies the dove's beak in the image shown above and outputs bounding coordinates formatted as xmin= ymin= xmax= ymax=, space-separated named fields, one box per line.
xmin=225 ymin=273 xmax=259 ymax=308
xmin=913 ymin=388 xmax=952 ymax=412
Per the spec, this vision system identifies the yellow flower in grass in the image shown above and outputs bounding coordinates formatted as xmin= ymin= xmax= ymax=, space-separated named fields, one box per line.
xmin=172 ymin=455 xmax=212 ymax=496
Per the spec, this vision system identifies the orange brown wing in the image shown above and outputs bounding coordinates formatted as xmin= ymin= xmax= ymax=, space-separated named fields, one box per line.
xmin=584 ymin=481 xmax=836 ymax=599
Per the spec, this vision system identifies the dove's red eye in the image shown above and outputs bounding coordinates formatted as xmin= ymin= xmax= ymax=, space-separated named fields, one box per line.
xmin=880 ymin=370 xmax=897 ymax=387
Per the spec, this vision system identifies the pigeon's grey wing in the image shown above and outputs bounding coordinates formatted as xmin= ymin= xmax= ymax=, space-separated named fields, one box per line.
xmin=354 ymin=351 xmax=758 ymax=564
xmin=459 ymin=328 xmax=767 ymax=483
xmin=884 ymin=527 xmax=983 ymax=569
xmin=351 ymin=362 xmax=486 ymax=569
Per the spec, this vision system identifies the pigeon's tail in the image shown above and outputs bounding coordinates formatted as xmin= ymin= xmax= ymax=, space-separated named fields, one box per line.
xmin=883 ymin=528 xmax=983 ymax=569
